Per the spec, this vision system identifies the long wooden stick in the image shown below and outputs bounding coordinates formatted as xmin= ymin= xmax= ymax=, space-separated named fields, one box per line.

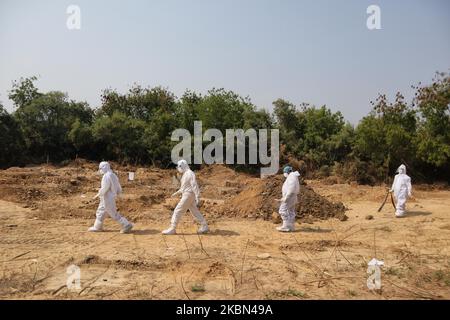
xmin=378 ymin=190 xmax=390 ymax=212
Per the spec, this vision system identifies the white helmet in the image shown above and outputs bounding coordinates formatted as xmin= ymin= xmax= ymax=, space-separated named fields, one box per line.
xmin=177 ymin=159 xmax=189 ymax=173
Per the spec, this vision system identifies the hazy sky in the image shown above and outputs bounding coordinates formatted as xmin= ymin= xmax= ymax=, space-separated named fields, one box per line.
xmin=1 ymin=0 xmax=449 ymax=124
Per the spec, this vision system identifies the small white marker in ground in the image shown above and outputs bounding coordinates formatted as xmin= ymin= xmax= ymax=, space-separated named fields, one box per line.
xmin=367 ymin=258 xmax=384 ymax=290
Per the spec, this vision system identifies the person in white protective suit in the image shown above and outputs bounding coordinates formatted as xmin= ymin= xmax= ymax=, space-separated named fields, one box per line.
xmin=276 ymin=165 xmax=301 ymax=232
xmin=162 ymin=160 xmax=209 ymax=235
xmin=390 ymin=164 xmax=412 ymax=218
xmin=88 ymin=162 xmax=133 ymax=233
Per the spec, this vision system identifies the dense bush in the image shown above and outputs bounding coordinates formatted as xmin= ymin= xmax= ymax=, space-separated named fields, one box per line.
xmin=0 ymin=73 xmax=448 ymax=183
xmin=0 ymin=103 xmax=25 ymax=167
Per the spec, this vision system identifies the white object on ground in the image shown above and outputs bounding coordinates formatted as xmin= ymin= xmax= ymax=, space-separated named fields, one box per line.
xmin=368 ymin=258 xmax=384 ymax=267
xmin=257 ymin=253 xmax=271 ymax=260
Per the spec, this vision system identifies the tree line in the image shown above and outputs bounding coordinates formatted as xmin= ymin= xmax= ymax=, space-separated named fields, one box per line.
xmin=1 ymin=73 xmax=449 ymax=184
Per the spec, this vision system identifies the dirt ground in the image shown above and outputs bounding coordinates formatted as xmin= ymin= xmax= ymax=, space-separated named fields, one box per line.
xmin=0 ymin=161 xmax=449 ymax=300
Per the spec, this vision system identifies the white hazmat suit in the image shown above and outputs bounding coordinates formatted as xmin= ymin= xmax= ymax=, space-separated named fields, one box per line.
xmin=390 ymin=164 xmax=412 ymax=217
xmin=88 ymin=162 xmax=133 ymax=233
xmin=162 ymin=160 xmax=209 ymax=235
xmin=277 ymin=171 xmax=301 ymax=232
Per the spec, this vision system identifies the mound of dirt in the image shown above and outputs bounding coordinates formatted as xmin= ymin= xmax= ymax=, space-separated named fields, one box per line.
xmin=197 ymin=165 xmax=247 ymax=199
xmin=225 ymin=175 xmax=348 ymax=222
xmin=0 ymin=161 xmax=347 ymax=223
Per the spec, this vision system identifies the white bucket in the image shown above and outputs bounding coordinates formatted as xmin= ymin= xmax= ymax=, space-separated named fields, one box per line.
xmin=128 ymin=172 xmax=135 ymax=181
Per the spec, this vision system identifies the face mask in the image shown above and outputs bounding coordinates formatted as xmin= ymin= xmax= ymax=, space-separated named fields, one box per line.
xmin=98 ymin=169 xmax=103 ymax=175
xmin=177 ymin=167 xmax=184 ymax=174
xmin=284 ymin=173 xmax=289 ymax=178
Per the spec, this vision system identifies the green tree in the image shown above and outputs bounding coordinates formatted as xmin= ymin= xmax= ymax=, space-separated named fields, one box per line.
xmin=68 ymin=119 xmax=95 ymax=158
xmin=0 ymin=104 xmax=25 ymax=167
xmin=143 ymin=111 xmax=180 ymax=166
xmin=354 ymin=92 xmax=417 ymax=181
xmin=176 ymin=90 xmax=203 ymax=133
xmin=92 ymin=112 xmax=147 ymax=163
xmin=3 ymin=73 xmax=448 ymax=183
xmin=197 ymin=88 xmax=254 ymax=131
xmin=273 ymin=99 xmax=300 ymax=154
xmin=298 ymin=105 xmax=347 ymax=167
xmin=274 ymin=101 xmax=349 ymax=170
xmin=8 ymin=76 xmax=42 ymax=109
xmin=99 ymin=85 xmax=177 ymax=122
xmin=414 ymin=72 xmax=450 ymax=172
xmin=14 ymin=91 xmax=93 ymax=162
xmin=97 ymin=85 xmax=180 ymax=165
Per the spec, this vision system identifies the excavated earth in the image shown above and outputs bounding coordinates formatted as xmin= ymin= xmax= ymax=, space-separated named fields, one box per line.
xmin=0 ymin=160 xmax=449 ymax=300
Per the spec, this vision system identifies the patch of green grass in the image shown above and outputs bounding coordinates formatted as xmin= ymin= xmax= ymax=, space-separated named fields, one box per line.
xmin=285 ymin=289 xmax=306 ymax=298
xmin=190 ymin=284 xmax=205 ymax=292
xmin=385 ymin=267 xmax=405 ymax=278
xmin=433 ymin=270 xmax=450 ymax=286
xmin=265 ymin=288 xmax=307 ymax=299
xmin=347 ymin=290 xmax=358 ymax=297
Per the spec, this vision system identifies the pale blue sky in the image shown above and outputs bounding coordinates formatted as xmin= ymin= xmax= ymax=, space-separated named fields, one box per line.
xmin=1 ymin=0 xmax=449 ymax=123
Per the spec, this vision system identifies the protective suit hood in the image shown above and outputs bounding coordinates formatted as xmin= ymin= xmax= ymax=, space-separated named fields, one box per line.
xmin=283 ymin=166 xmax=293 ymax=174
xmin=99 ymin=161 xmax=112 ymax=175
xmin=177 ymin=160 xmax=189 ymax=174
xmin=175 ymin=161 xmax=199 ymax=199
xmin=97 ymin=161 xmax=122 ymax=196
xmin=396 ymin=164 xmax=406 ymax=174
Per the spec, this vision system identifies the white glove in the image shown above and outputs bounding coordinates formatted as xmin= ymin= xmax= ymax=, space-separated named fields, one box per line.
xmin=171 ymin=191 xmax=180 ymax=198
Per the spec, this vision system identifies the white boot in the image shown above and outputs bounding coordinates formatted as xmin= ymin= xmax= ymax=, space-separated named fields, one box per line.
xmin=162 ymin=225 xmax=177 ymax=235
xmin=395 ymin=211 xmax=405 ymax=218
xmin=276 ymin=220 xmax=290 ymax=232
xmin=198 ymin=223 xmax=209 ymax=234
xmin=120 ymin=223 xmax=133 ymax=234
xmin=288 ymin=221 xmax=296 ymax=232
xmin=88 ymin=220 xmax=103 ymax=232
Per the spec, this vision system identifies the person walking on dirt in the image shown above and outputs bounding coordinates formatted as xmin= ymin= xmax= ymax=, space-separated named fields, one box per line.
xmin=390 ymin=164 xmax=412 ymax=217
xmin=162 ymin=159 xmax=209 ymax=235
xmin=88 ymin=161 xmax=133 ymax=233
xmin=276 ymin=165 xmax=300 ymax=232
